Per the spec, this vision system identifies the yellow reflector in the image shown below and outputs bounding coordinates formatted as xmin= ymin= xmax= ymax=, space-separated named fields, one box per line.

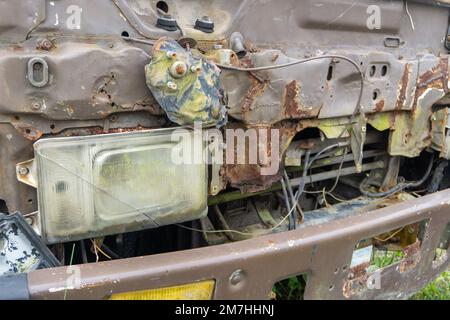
xmin=109 ymin=280 xmax=215 ymax=300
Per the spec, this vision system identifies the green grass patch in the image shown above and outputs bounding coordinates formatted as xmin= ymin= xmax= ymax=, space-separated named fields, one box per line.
xmin=410 ymin=271 xmax=449 ymax=300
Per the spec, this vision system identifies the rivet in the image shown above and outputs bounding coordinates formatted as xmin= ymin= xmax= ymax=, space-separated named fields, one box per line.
xmin=229 ymin=269 xmax=245 ymax=286
xmin=31 ymin=102 xmax=41 ymax=110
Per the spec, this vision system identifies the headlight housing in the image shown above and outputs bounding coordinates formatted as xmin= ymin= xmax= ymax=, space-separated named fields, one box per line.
xmin=33 ymin=128 xmax=207 ymax=244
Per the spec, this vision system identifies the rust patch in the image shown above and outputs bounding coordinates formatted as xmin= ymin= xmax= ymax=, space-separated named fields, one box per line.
xmin=241 ymin=76 xmax=268 ymax=113
xmin=399 ymin=240 xmax=421 ymax=273
xmin=223 ymin=123 xmax=298 ymax=193
xmin=13 ymin=125 xmax=43 ymax=141
xmin=416 ymin=57 xmax=448 ymax=98
xmin=375 ymin=100 xmax=385 ymax=112
xmin=348 ymin=262 xmax=370 ymax=279
xmin=395 ymin=64 xmax=410 ymax=110
xmin=284 ymin=80 xmax=301 ymax=117
xmin=343 ymin=263 xmax=372 ymax=299
xmin=284 ymin=81 xmax=319 ymax=119
xmin=87 ymin=125 xmax=150 ymax=135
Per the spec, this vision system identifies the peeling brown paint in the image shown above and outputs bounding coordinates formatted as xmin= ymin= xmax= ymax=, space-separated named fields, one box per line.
xmin=284 ymin=80 xmax=301 ymax=117
xmin=284 ymin=80 xmax=321 ymax=119
xmin=416 ymin=57 xmax=448 ymax=96
xmin=240 ymin=76 xmax=269 ymax=113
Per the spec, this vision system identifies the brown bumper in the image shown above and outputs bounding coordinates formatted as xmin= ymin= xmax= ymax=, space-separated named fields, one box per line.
xmin=28 ymin=190 xmax=450 ymax=300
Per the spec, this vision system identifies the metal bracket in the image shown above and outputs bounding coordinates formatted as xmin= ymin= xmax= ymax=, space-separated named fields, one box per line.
xmin=350 ymin=115 xmax=367 ymax=173
xmin=16 ymin=159 xmax=37 ymax=188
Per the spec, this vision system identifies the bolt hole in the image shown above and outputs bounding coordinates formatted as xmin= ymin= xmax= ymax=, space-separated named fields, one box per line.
xmin=327 ymin=65 xmax=333 ymax=81
xmin=329 ymin=285 xmax=335 ymax=291
xmin=14 ymin=116 xmax=20 ymax=121
xmin=25 ymin=129 xmax=31 ymax=134
xmin=373 ymin=90 xmax=379 ymax=101
xmin=121 ymin=31 xmax=129 ymax=38
xmin=369 ymin=65 xmax=376 ymax=77
xmin=28 ymin=199 xmax=33 ymax=203
xmin=50 ymin=124 xmax=55 ymax=130
xmin=156 ymin=1 xmax=169 ymax=13
xmin=334 ymin=268 xmax=339 ymax=274
xmin=342 ymin=265 xmax=348 ymax=271
xmin=381 ymin=65 xmax=388 ymax=77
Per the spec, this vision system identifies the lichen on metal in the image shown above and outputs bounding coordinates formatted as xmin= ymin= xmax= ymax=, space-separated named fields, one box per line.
xmin=145 ymin=37 xmax=227 ymax=127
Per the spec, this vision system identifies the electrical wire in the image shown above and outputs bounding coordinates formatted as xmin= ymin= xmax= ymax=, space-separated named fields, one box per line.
xmin=280 ymin=178 xmax=295 ymax=230
xmin=91 ymin=239 xmax=112 ymax=260
xmin=101 ymin=243 xmax=121 ymax=260
xmin=177 ymin=144 xmax=346 ymax=236
xmin=216 ymin=54 xmax=365 ymax=119
xmin=284 ymin=170 xmax=304 ymax=222
xmin=304 ymin=147 xmax=348 ymax=195
xmin=405 ymin=1 xmax=415 ymax=31
xmin=293 ymin=150 xmax=312 ymax=202
xmin=91 ymin=239 xmax=100 ymax=262
xmin=374 ymin=226 xmax=405 ymax=242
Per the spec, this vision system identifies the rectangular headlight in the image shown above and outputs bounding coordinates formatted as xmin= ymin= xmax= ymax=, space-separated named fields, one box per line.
xmin=34 ymin=128 xmax=207 ymax=244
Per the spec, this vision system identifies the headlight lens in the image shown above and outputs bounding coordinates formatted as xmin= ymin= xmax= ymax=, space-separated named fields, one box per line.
xmin=34 ymin=128 xmax=207 ymax=244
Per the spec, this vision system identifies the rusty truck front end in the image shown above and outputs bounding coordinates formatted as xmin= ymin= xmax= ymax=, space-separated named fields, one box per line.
xmin=0 ymin=0 xmax=449 ymax=300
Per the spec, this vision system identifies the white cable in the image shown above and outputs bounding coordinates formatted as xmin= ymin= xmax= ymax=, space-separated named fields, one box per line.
xmin=405 ymin=1 xmax=415 ymax=31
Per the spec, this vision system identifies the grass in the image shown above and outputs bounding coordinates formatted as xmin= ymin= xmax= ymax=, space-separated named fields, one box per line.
xmin=272 ymin=275 xmax=307 ymax=300
xmin=409 ymin=271 xmax=449 ymax=300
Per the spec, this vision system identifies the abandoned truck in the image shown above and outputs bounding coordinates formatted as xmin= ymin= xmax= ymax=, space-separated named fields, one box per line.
xmin=0 ymin=0 xmax=449 ymax=300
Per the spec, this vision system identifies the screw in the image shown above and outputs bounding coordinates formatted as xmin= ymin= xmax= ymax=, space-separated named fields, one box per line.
xmin=166 ymin=51 xmax=177 ymax=59
xmin=37 ymin=38 xmax=53 ymax=51
xmin=190 ymin=65 xmax=201 ymax=73
xmin=229 ymin=269 xmax=245 ymax=286
xmin=33 ymin=63 xmax=42 ymax=71
xmin=167 ymin=81 xmax=178 ymax=90
xmin=18 ymin=167 xmax=29 ymax=176
xmin=31 ymin=102 xmax=41 ymax=110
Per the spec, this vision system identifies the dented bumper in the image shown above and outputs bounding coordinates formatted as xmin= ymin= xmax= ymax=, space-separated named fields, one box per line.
xmin=20 ymin=189 xmax=450 ymax=300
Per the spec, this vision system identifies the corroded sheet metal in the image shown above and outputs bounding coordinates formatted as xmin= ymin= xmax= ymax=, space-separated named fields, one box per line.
xmin=389 ymin=56 xmax=449 ymax=157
